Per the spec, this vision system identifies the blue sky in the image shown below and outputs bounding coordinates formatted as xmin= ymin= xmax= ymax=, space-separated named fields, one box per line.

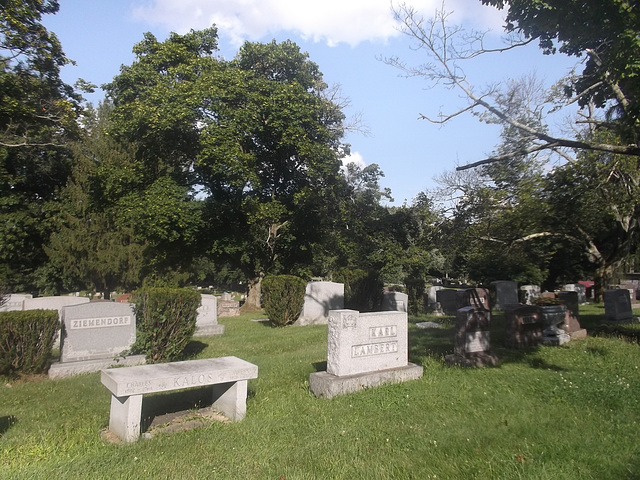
xmin=43 ymin=0 xmax=579 ymax=205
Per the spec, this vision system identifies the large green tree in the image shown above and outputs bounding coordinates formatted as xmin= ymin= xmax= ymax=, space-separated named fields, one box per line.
xmin=0 ymin=0 xmax=82 ymax=291
xmin=106 ymin=31 xmax=347 ymax=307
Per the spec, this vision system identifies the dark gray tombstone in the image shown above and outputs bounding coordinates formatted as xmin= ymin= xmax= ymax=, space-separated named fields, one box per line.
xmin=490 ymin=281 xmax=519 ymax=310
xmin=436 ymin=289 xmax=459 ymax=315
xmin=604 ymin=289 xmax=635 ymax=323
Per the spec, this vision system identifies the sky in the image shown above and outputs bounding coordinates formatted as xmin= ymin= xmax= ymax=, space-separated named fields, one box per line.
xmin=43 ymin=0 xmax=579 ymax=205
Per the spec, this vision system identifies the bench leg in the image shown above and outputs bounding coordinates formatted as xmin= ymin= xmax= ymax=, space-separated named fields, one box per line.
xmin=109 ymin=394 xmax=143 ymax=442
xmin=211 ymin=380 xmax=248 ymax=422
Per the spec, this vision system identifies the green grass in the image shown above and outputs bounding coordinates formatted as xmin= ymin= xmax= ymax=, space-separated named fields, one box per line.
xmin=2 ymin=306 xmax=640 ymax=479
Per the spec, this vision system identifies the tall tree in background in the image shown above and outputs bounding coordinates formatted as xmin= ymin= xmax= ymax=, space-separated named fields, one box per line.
xmin=0 ymin=0 xmax=83 ymax=291
xmin=202 ymin=40 xmax=346 ymax=309
xmin=106 ymin=32 xmax=347 ymax=306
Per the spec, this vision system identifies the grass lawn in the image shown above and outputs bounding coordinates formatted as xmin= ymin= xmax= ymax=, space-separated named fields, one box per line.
xmin=2 ymin=304 xmax=639 ymax=479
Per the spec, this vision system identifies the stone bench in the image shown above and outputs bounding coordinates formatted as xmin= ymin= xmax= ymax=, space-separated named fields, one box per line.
xmin=101 ymin=356 xmax=258 ymax=442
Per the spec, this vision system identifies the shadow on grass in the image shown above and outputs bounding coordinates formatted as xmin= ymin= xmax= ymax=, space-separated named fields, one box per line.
xmin=313 ymin=361 xmax=327 ymax=372
xmin=140 ymin=384 xmax=258 ymax=433
xmin=181 ymin=340 xmax=208 ymax=359
xmin=0 ymin=415 xmax=17 ymax=436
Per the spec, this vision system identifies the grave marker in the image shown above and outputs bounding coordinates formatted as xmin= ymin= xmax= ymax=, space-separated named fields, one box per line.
xmin=604 ymin=289 xmax=635 ymax=323
xmin=445 ymin=306 xmax=498 ymax=367
xmin=194 ymin=294 xmax=224 ymax=337
xmin=49 ymin=302 xmax=144 ymax=378
xmin=295 ymin=281 xmax=344 ymax=325
xmin=309 ymin=309 xmax=423 ymax=398
xmin=490 ymin=281 xmax=519 ymax=310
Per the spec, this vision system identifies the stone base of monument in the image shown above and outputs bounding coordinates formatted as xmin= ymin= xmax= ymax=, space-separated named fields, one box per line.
xmin=567 ymin=328 xmax=588 ymax=340
xmin=444 ymin=352 xmax=499 ymax=368
xmin=309 ymin=363 xmax=424 ymax=399
xmin=48 ymin=355 xmax=146 ymax=379
xmin=193 ymin=324 xmax=225 ymax=337
xmin=542 ymin=333 xmax=571 ymax=346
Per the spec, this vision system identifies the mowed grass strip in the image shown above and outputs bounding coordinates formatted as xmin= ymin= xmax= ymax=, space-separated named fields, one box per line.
xmin=1 ymin=307 xmax=639 ymax=479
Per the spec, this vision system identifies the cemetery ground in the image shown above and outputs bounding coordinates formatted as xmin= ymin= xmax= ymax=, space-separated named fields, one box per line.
xmin=2 ymin=305 xmax=640 ymax=479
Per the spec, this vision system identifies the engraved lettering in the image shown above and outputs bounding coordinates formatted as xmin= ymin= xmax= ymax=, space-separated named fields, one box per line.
xmin=69 ymin=315 xmax=132 ymax=329
xmin=369 ymin=325 xmax=397 ymax=339
xmin=351 ymin=341 xmax=398 ymax=358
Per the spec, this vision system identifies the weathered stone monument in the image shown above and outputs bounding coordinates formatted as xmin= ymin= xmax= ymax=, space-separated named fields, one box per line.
xmin=218 ymin=293 xmax=240 ymax=317
xmin=505 ymin=305 xmax=544 ymax=348
xmin=48 ymin=302 xmax=145 ymax=379
xmin=193 ymin=294 xmax=224 ymax=337
xmin=604 ymin=289 xmax=636 ymax=323
xmin=490 ymin=281 xmax=519 ymax=311
xmin=309 ymin=309 xmax=423 ymax=398
xmin=519 ymin=285 xmax=541 ymax=305
xmin=381 ymin=291 xmax=408 ymax=312
xmin=557 ymin=291 xmax=587 ymax=340
xmin=295 ymin=281 xmax=344 ymax=326
xmin=445 ymin=306 xmax=498 ymax=367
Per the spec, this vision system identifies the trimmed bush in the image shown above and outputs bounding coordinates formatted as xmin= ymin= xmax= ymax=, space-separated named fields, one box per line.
xmin=333 ymin=268 xmax=383 ymax=312
xmin=405 ymin=277 xmax=426 ymax=316
xmin=131 ymin=287 xmax=201 ymax=363
xmin=262 ymin=275 xmax=306 ymax=327
xmin=0 ymin=310 xmax=58 ymax=375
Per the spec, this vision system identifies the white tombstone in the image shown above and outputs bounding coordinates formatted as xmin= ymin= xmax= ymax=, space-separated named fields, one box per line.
xmin=194 ymin=294 xmax=224 ymax=337
xmin=309 ymin=309 xmax=423 ymax=398
xmin=520 ymin=285 xmax=541 ymax=305
xmin=295 ymin=281 xmax=344 ymax=326
xmin=0 ymin=294 xmax=32 ymax=312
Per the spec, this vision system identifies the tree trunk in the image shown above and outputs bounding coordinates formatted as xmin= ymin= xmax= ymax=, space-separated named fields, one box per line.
xmin=241 ymin=275 xmax=263 ymax=312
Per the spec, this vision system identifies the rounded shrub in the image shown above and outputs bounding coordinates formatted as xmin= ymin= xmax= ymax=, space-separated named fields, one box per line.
xmin=262 ymin=275 xmax=306 ymax=327
xmin=131 ymin=287 xmax=201 ymax=363
xmin=0 ymin=310 xmax=58 ymax=375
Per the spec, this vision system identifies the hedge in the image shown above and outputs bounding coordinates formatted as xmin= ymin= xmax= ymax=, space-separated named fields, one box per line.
xmin=262 ymin=275 xmax=306 ymax=327
xmin=131 ymin=288 xmax=201 ymax=363
xmin=0 ymin=310 xmax=58 ymax=375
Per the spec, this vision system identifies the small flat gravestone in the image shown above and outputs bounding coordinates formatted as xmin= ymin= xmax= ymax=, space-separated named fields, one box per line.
xmin=48 ymin=302 xmax=145 ymax=379
xmin=309 ymin=309 xmax=423 ymax=398
xmin=445 ymin=306 xmax=498 ymax=367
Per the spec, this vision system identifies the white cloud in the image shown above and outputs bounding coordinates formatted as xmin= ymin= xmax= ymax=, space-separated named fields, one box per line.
xmin=131 ymin=0 xmax=506 ymax=47
xmin=342 ymin=151 xmax=366 ymax=169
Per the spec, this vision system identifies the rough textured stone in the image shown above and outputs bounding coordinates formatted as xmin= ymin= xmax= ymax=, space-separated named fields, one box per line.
xmin=194 ymin=294 xmax=224 ymax=337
